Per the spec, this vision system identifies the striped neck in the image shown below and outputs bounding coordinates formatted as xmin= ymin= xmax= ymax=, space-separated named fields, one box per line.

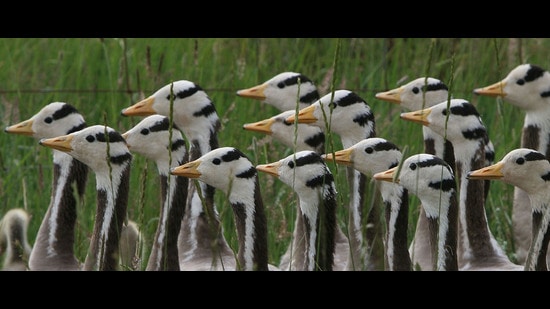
xmin=229 ymin=177 xmax=269 ymax=271
xmin=380 ymin=182 xmax=411 ymax=271
xmin=28 ymin=150 xmax=88 ymax=271
xmin=84 ymin=161 xmax=131 ymax=271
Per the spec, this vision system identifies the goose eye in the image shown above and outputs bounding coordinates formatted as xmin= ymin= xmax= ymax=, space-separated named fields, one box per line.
xmin=365 ymin=147 xmax=373 ymax=154
xmin=442 ymin=109 xmax=447 ymax=116
xmin=166 ymin=94 xmax=176 ymax=101
xmin=516 ymin=157 xmax=525 ymax=165
xmin=288 ymin=161 xmax=295 ymax=169
xmin=86 ymin=135 xmax=95 ymax=143
xmin=277 ymin=81 xmax=285 ymax=89
xmin=517 ymin=79 xmax=525 ymax=86
xmin=44 ymin=117 xmax=53 ymax=124
xmin=140 ymin=128 xmax=150 ymax=135
xmin=412 ymin=87 xmax=419 ymax=94
xmin=212 ymin=158 xmax=221 ymax=165
xmin=409 ymin=163 xmax=417 ymax=170
xmin=330 ymin=102 xmax=337 ymax=109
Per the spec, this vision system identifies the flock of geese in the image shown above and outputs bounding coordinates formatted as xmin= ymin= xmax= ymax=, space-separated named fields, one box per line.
xmin=2 ymin=64 xmax=550 ymax=271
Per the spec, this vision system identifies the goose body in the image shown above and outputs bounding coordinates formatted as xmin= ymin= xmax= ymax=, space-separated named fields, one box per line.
xmin=400 ymin=99 xmax=522 ymax=270
xmin=171 ymin=147 xmax=278 ymax=271
xmin=375 ymin=77 xmax=494 ymax=270
xmin=374 ymin=154 xmax=459 ymax=271
xmin=323 ymin=137 xmax=412 ymax=271
xmin=0 ymin=208 xmax=33 ymax=271
xmin=468 ymin=148 xmax=550 ymax=271
xmin=121 ymin=80 xmax=235 ymax=270
xmin=257 ymin=151 xmax=337 ymax=271
xmin=39 ymin=125 xmax=131 ymax=271
xmin=122 ymin=115 xmax=189 ymax=271
xmin=286 ymin=89 xmax=384 ymax=271
xmin=473 ymin=63 xmax=550 ymax=265
xmin=5 ymin=102 xmax=88 ymax=271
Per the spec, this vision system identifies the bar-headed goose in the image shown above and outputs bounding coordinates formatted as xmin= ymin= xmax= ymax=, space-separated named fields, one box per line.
xmin=374 ymin=153 xmax=459 ymax=271
xmin=323 ymin=137 xmax=412 ymax=271
xmin=121 ymin=80 xmax=234 ymax=270
xmin=5 ymin=102 xmax=88 ymax=271
xmin=473 ymin=63 xmax=550 ymax=265
xmin=400 ymin=99 xmax=522 ymax=270
xmin=257 ymin=150 xmax=337 ymax=271
xmin=39 ymin=125 xmax=132 ymax=271
xmin=468 ymin=148 xmax=550 ymax=271
xmin=171 ymin=147 xmax=279 ymax=271
xmin=0 ymin=208 xmax=33 ymax=271
xmin=286 ymin=89 xmax=384 ymax=271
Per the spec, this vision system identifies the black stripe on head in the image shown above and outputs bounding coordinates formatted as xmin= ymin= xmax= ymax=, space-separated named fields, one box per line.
xmin=428 ymin=178 xmax=456 ymax=192
xmin=449 ymin=102 xmax=479 ymax=117
xmin=295 ymin=151 xmax=324 ymax=167
xmin=278 ymin=74 xmax=313 ymax=88
xmin=237 ymin=166 xmax=257 ymax=179
xmin=416 ymin=156 xmax=453 ymax=175
xmin=193 ymin=103 xmax=217 ymax=118
xmin=306 ymin=171 xmax=334 ymax=189
xmin=68 ymin=122 xmax=87 ymax=134
xmin=353 ymin=111 xmax=375 ymax=128
xmin=53 ymin=103 xmax=79 ymax=121
xmin=96 ymin=131 xmax=126 ymax=143
xmin=374 ymin=141 xmax=400 ymax=152
xmin=170 ymin=139 xmax=186 ymax=152
xmin=171 ymin=84 xmax=202 ymax=100
xmin=336 ymin=92 xmax=367 ymax=107
xmin=541 ymin=90 xmax=550 ymax=98
xmin=525 ymin=151 xmax=547 ymax=162
xmin=525 ymin=64 xmax=545 ymax=82
xmin=222 ymin=148 xmax=247 ymax=163
xmin=111 ymin=152 xmax=132 ymax=165
xmin=301 ymin=90 xmax=320 ymax=104
xmin=150 ymin=117 xmax=170 ymax=132
xmin=424 ymin=81 xmax=448 ymax=92
xmin=462 ymin=127 xmax=487 ymax=140
xmin=304 ymin=132 xmax=325 ymax=149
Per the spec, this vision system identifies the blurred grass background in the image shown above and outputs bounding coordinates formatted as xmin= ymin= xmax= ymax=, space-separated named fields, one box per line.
xmin=1 ymin=38 xmax=547 ymax=269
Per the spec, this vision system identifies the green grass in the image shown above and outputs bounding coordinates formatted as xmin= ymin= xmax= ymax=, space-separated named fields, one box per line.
xmin=0 ymin=38 xmax=546 ymax=269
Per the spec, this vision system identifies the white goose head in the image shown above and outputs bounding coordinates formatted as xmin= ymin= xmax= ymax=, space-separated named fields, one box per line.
xmin=323 ymin=137 xmax=402 ymax=177
xmin=374 ymin=153 xmax=456 ymax=214
xmin=236 ymin=72 xmax=319 ymax=111
xmin=375 ymin=77 xmax=450 ymax=110
xmin=400 ymin=98 xmax=488 ymax=147
xmin=285 ymin=90 xmax=375 ymax=145
xmin=243 ymin=109 xmax=325 ymax=153
xmin=122 ymin=114 xmax=188 ymax=173
xmin=121 ymin=80 xmax=220 ymax=146
xmin=4 ymin=102 xmax=86 ymax=140
xmin=171 ymin=147 xmax=257 ymax=198
xmin=474 ymin=63 xmax=550 ymax=111
xmin=467 ymin=148 xmax=550 ymax=210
